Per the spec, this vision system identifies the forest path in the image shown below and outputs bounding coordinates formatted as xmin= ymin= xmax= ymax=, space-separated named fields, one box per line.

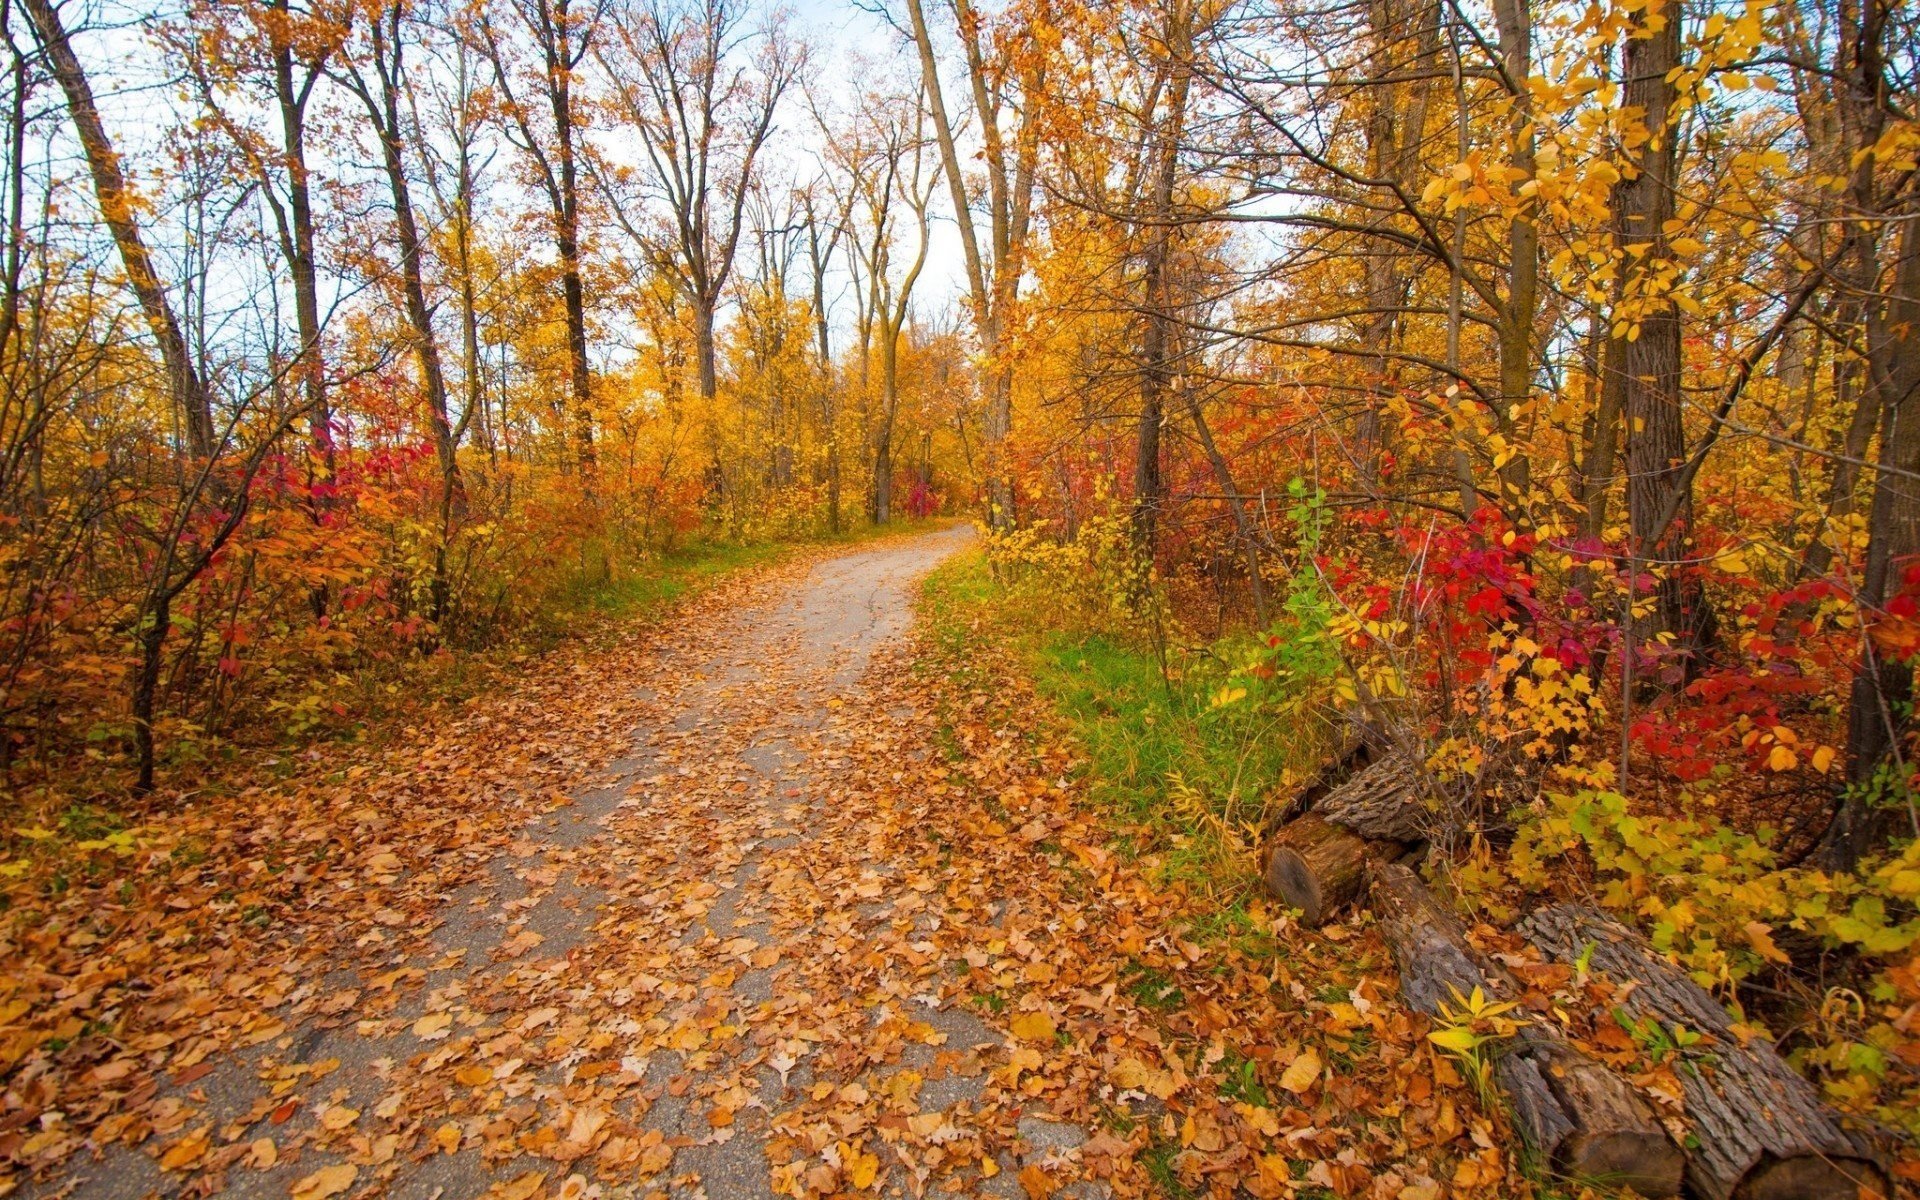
xmin=50 ymin=524 xmax=1113 ymax=1200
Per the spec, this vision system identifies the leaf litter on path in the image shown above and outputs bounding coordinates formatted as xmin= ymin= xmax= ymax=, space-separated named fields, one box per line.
xmin=2 ymin=526 xmax=1503 ymax=1199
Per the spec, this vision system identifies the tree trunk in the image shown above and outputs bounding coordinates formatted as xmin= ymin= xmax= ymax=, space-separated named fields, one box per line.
xmin=1373 ymin=866 xmax=1684 ymax=1195
xmin=1616 ymin=0 xmax=1713 ymax=683
xmin=131 ymin=591 xmax=171 ymax=796
xmin=550 ymin=13 xmax=595 ymax=482
xmin=273 ymin=3 xmax=329 ymax=469
xmin=1133 ymin=2 xmax=1187 ymax=555
xmin=1817 ymin=0 xmax=1920 ymax=870
xmin=1491 ymin=0 xmax=1537 ymax=514
xmin=1823 ymin=215 xmax=1920 ymax=868
xmin=23 ymin=0 xmax=216 ymax=459
xmin=1521 ymin=905 xmax=1890 ymax=1200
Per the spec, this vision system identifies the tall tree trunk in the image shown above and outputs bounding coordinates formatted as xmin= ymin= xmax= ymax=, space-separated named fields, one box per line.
xmin=1491 ymin=0 xmax=1536 ymax=515
xmin=1820 ymin=0 xmax=1920 ymax=865
xmin=272 ymin=0 xmax=330 ymax=469
xmin=1616 ymin=0 xmax=1713 ymax=685
xmin=902 ymin=0 xmax=1036 ymax=532
xmin=24 ymin=0 xmax=216 ymax=458
xmin=351 ymin=8 xmax=464 ymax=626
xmin=694 ymin=296 xmax=718 ymax=403
xmin=1134 ymin=0 xmax=1192 ymax=558
xmin=548 ymin=0 xmax=595 ymax=482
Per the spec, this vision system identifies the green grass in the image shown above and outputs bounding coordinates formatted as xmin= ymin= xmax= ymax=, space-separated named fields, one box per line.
xmin=565 ymin=516 xmax=954 ymax=626
xmin=561 ymin=538 xmax=788 ymax=622
xmin=921 ymin=550 xmax=1308 ymax=860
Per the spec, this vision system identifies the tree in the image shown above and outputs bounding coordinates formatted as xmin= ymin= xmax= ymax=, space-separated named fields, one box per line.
xmin=593 ymin=0 xmax=799 ymax=424
xmin=902 ymin=0 xmax=1042 ymax=529
xmin=172 ymin=0 xmax=346 ymax=470
xmin=477 ymin=0 xmax=601 ymax=479
xmin=829 ymin=83 xmax=937 ymax=524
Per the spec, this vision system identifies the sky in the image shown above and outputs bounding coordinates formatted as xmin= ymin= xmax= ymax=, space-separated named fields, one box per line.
xmin=63 ymin=0 xmax=978 ymax=367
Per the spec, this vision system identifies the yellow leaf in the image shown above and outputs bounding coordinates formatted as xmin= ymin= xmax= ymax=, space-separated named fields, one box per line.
xmin=1009 ymin=1012 xmax=1056 ymax=1042
xmin=159 ymin=1131 xmax=210 ymax=1171
xmin=1279 ymin=1049 xmax=1321 ymax=1094
xmin=434 ymin=1123 xmax=463 ymax=1155
xmin=1811 ymin=745 xmax=1837 ymax=774
xmin=1767 ymin=744 xmax=1798 ymax=772
xmin=319 ymin=1105 xmax=359 ymax=1131
xmin=1744 ymin=921 xmax=1791 ymax=965
xmin=291 ymin=1163 xmax=358 ymax=1200
xmin=848 ymin=1149 xmax=880 ymax=1190
xmin=1019 ymin=1162 xmax=1056 ymax=1199
xmin=485 ymin=1172 xmax=546 ymax=1200
xmin=412 ymin=1012 xmax=452 ymax=1040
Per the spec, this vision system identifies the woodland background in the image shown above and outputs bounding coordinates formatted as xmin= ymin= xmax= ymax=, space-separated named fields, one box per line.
xmin=3 ymin=0 xmax=1920 ymax=1147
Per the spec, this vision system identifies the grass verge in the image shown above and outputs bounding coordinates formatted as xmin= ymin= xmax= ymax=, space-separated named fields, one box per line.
xmin=919 ymin=546 xmax=1311 ymax=897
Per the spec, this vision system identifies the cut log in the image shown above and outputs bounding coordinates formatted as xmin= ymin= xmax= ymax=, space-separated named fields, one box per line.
xmin=1316 ymin=750 xmax=1432 ymax=842
xmin=1266 ymin=730 xmax=1376 ymax=828
xmin=1521 ymin=905 xmax=1891 ymax=1200
xmin=1372 ymin=864 xmax=1685 ymax=1196
xmin=1263 ymin=813 xmax=1399 ymax=926
xmin=1262 ymin=750 xmax=1432 ymax=924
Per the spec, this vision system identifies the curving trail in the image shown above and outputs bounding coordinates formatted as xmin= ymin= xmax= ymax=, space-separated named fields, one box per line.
xmin=43 ymin=525 xmax=1112 ymax=1200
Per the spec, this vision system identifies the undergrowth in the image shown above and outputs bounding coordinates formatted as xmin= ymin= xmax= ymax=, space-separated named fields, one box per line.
xmin=920 ymin=545 xmax=1313 ymax=898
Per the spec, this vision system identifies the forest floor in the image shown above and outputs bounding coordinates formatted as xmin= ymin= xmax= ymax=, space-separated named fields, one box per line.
xmin=6 ymin=526 xmax=1500 ymax=1200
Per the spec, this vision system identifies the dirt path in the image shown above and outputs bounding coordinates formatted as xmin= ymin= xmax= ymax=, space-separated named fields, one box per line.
xmin=46 ymin=525 xmax=1107 ymax=1200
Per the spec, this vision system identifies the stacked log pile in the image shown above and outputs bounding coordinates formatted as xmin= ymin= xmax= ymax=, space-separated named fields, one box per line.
xmin=1373 ymin=863 xmax=1686 ymax=1196
xmin=1263 ymin=749 xmax=1427 ymax=925
xmin=1259 ymin=740 xmax=1894 ymax=1198
xmin=1522 ymin=905 xmax=1891 ymax=1200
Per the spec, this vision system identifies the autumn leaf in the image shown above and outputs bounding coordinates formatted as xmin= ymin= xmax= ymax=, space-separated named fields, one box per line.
xmin=1009 ymin=1011 xmax=1056 ymax=1042
xmin=484 ymin=1172 xmax=546 ymax=1200
xmin=1279 ymin=1050 xmax=1322 ymax=1094
xmin=291 ymin=1163 xmax=357 ymax=1200
xmin=846 ymin=1147 xmax=880 ymax=1189
xmin=158 ymin=1130 xmax=210 ymax=1172
xmin=1018 ymin=1162 xmax=1056 ymax=1199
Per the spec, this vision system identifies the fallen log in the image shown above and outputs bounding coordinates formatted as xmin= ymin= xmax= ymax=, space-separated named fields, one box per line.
xmin=1267 ymin=729 xmax=1377 ymax=827
xmin=1521 ymin=904 xmax=1891 ymax=1200
xmin=1264 ymin=750 xmax=1430 ymax=924
xmin=1263 ymin=813 xmax=1401 ymax=926
xmin=1372 ymin=863 xmax=1685 ymax=1196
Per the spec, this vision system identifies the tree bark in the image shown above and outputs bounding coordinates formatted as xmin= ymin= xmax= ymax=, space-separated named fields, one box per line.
xmin=1373 ymin=865 xmax=1684 ymax=1195
xmin=1521 ymin=905 xmax=1889 ymax=1200
xmin=23 ymin=0 xmax=216 ymax=459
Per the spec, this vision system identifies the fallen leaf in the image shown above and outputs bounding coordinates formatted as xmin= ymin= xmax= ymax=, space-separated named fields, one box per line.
xmin=1279 ymin=1049 xmax=1321 ymax=1094
xmin=291 ymin=1163 xmax=357 ymax=1200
